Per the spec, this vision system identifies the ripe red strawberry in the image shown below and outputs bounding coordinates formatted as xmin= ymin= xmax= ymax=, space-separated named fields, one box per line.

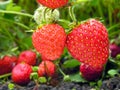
xmin=41 ymin=55 xmax=50 ymax=61
xmin=12 ymin=63 xmax=32 ymax=85
xmin=80 ymin=63 xmax=103 ymax=81
xmin=37 ymin=0 xmax=68 ymax=9
xmin=0 ymin=55 xmax=17 ymax=75
xmin=17 ymin=50 xmax=36 ymax=66
xmin=66 ymin=19 xmax=109 ymax=67
xmin=11 ymin=56 xmax=18 ymax=63
xmin=32 ymin=24 xmax=66 ymax=61
xmin=38 ymin=61 xmax=56 ymax=77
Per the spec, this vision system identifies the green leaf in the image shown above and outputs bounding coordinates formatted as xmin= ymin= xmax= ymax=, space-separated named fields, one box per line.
xmin=30 ymin=72 xmax=39 ymax=80
xmin=0 ymin=0 xmax=11 ymax=10
xmin=69 ymin=73 xmax=87 ymax=83
xmin=6 ymin=3 xmax=21 ymax=12
xmin=97 ymin=80 xmax=102 ymax=88
xmin=8 ymin=83 xmax=15 ymax=90
xmin=116 ymin=54 xmax=120 ymax=60
xmin=22 ymin=37 xmax=32 ymax=48
xmin=63 ymin=59 xmax=80 ymax=68
xmin=108 ymin=69 xmax=118 ymax=77
xmin=32 ymin=66 xmax=39 ymax=72
xmin=38 ymin=77 xmax=47 ymax=84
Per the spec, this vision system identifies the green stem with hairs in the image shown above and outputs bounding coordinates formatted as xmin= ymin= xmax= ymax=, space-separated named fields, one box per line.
xmin=108 ymin=23 xmax=120 ymax=32
xmin=0 ymin=10 xmax=33 ymax=18
xmin=109 ymin=30 xmax=120 ymax=37
xmin=0 ymin=73 xmax=11 ymax=79
xmin=0 ymin=17 xmax=30 ymax=29
xmin=57 ymin=63 xmax=66 ymax=77
xmin=68 ymin=6 xmax=77 ymax=22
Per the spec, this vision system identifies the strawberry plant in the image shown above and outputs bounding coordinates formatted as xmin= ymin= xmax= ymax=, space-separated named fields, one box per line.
xmin=0 ymin=0 xmax=120 ymax=90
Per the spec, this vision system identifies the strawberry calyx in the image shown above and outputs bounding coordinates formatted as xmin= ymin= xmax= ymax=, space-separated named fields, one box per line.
xmin=34 ymin=5 xmax=60 ymax=25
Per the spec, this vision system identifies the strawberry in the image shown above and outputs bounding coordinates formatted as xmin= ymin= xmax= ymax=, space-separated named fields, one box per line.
xmin=110 ymin=43 xmax=120 ymax=58
xmin=38 ymin=61 xmax=56 ymax=77
xmin=66 ymin=19 xmax=109 ymax=67
xmin=12 ymin=63 xmax=32 ymax=85
xmin=32 ymin=24 xmax=66 ymax=61
xmin=17 ymin=50 xmax=36 ymax=66
xmin=37 ymin=0 xmax=68 ymax=9
xmin=11 ymin=56 xmax=18 ymax=63
xmin=0 ymin=55 xmax=17 ymax=75
xmin=80 ymin=63 xmax=103 ymax=81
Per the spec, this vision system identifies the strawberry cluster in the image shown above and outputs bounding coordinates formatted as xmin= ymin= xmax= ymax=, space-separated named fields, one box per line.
xmin=0 ymin=50 xmax=37 ymax=85
xmin=11 ymin=50 xmax=56 ymax=85
xmin=0 ymin=0 xmax=110 ymax=86
xmin=32 ymin=0 xmax=109 ymax=81
xmin=32 ymin=20 xmax=109 ymax=81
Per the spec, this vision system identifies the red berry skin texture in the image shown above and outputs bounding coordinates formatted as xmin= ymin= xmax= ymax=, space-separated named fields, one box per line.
xmin=80 ymin=63 xmax=103 ymax=81
xmin=17 ymin=50 xmax=36 ymax=66
xmin=32 ymin=24 xmax=66 ymax=61
xmin=12 ymin=63 xmax=32 ymax=85
xmin=0 ymin=55 xmax=17 ymax=75
xmin=38 ymin=61 xmax=56 ymax=77
xmin=37 ymin=0 xmax=68 ymax=9
xmin=110 ymin=43 xmax=120 ymax=58
xmin=66 ymin=19 xmax=109 ymax=67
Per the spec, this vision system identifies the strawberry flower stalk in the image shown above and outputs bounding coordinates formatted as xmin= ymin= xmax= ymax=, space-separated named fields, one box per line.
xmin=56 ymin=63 xmax=71 ymax=81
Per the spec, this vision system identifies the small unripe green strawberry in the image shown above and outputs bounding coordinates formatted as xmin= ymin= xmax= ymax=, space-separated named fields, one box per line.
xmin=32 ymin=24 xmax=66 ymax=61
xmin=66 ymin=19 xmax=109 ymax=67
xmin=80 ymin=63 xmax=103 ymax=81
xmin=37 ymin=0 xmax=68 ymax=9
xmin=34 ymin=6 xmax=60 ymax=25
xmin=17 ymin=50 xmax=36 ymax=66
xmin=12 ymin=63 xmax=32 ymax=85
xmin=38 ymin=61 xmax=56 ymax=77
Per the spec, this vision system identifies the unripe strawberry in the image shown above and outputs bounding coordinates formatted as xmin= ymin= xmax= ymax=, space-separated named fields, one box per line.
xmin=80 ymin=63 xmax=103 ymax=81
xmin=37 ymin=0 xmax=68 ymax=9
xmin=38 ymin=61 xmax=56 ymax=77
xmin=34 ymin=6 xmax=60 ymax=25
xmin=12 ymin=63 xmax=32 ymax=85
xmin=32 ymin=24 xmax=66 ymax=61
xmin=17 ymin=50 xmax=36 ymax=66
xmin=66 ymin=19 xmax=109 ymax=67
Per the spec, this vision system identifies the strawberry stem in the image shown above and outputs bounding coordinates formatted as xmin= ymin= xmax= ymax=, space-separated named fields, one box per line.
xmin=0 ymin=10 xmax=33 ymax=18
xmin=56 ymin=63 xmax=66 ymax=77
xmin=0 ymin=17 xmax=30 ymax=29
xmin=43 ymin=7 xmax=49 ymax=23
xmin=68 ymin=6 xmax=77 ymax=22
xmin=0 ymin=73 xmax=11 ymax=79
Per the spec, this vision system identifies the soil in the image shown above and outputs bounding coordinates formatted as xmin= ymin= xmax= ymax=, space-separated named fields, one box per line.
xmin=0 ymin=76 xmax=120 ymax=90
